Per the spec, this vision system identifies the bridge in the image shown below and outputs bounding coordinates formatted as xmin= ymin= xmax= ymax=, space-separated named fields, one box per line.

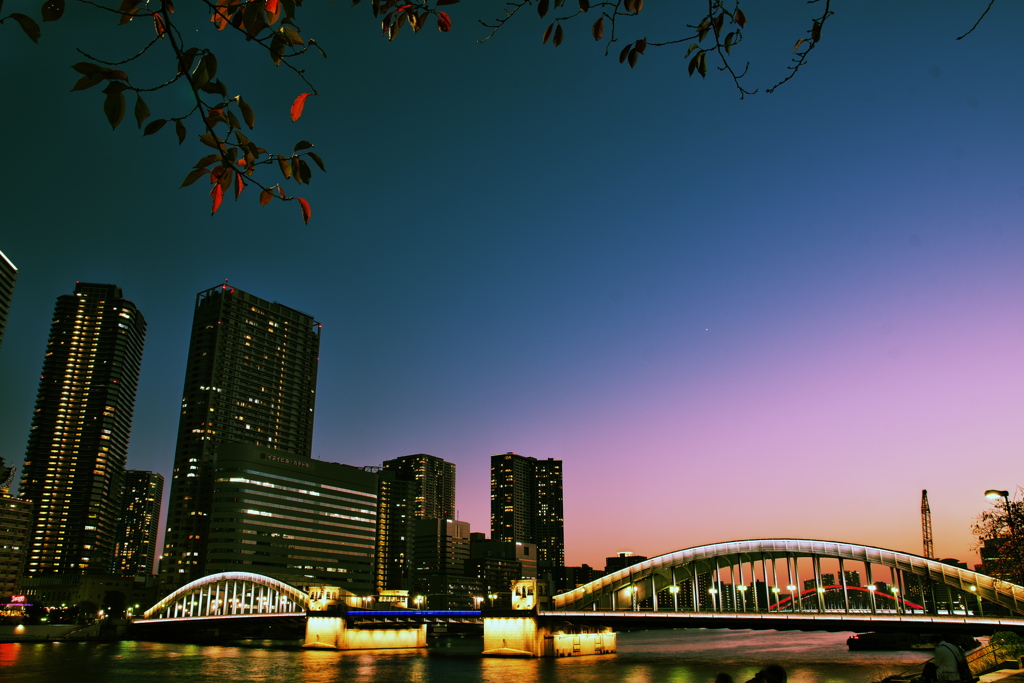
xmin=133 ymin=539 xmax=1024 ymax=656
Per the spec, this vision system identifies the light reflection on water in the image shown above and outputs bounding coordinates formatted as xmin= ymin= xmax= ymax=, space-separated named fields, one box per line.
xmin=0 ymin=629 xmax=931 ymax=683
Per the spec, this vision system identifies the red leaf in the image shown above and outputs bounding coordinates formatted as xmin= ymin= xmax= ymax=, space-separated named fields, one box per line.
xmin=437 ymin=11 xmax=451 ymax=32
xmin=259 ymin=188 xmax=274 ymax=206
xmin=290 ymin=93 xmax=310 ymax=122
xmin=298 ymin=197 xmax=311 ymax=224
xmin=153 ymin=13 xmax=166 ymax=37
xmin=211 ymin=184 xmax=224 ymax=215
xmin=234 ymin=172 xmax=245 ymax=200
xmin=266 ymin=0 xmax=279 ymax=13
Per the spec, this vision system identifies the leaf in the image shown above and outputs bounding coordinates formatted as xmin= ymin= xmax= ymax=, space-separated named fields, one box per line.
xmin=192 ymin=57 xmax=211 ymax=92
xmin=552 ymin=23 xmax=564 ymax=47
xmin=153 ymin=12 xmax=165 ymax=37
xmin=134 ymin=94 xmax=150 ymax=128
xmin=635 ymin=38 xmax=646 ymax=54
xmin=102 ymin=83 xmax=127 ymax=130
xmin=618 ymin=44 xmax=630 ymax=64
xmin=298 ymin=197 xmax=311 ymax=224
xmin=194 ymin=154 xmax=222 ymax=168
xmin=436 ymin=11 xmax=451 ymax=32
xmin=579 ymin=0 xmax=589 ymax=11
xmin=294 ymin=140 xmax=313 ymax=152
xmin=290 ymin=92 xmax=310 ymax=121
xmin=537 ymin=0 xmax=548 ymax=18
xmin=10 ymin=13 xmax=41 ymax=43
xmin=734 ymin=7 xmax=746 ymax=28
xmin=211 ymin=184 xmax=224 ymax=215
xmin=180 ymin=168 xmax=208 ymax=188
xmin=143 ymin=119 xmax=167 ymax=136
xmin=591 ymin=16 xmax=603 ymax=41
xmin=307 ymin=151 xmax=326 ymax=172
xmin=793 ymin=38 xmax=806 ymax=53
xmin=542 ymin=22 xmax=554 ymax=45
xmin=278 ymin=156 xmax=293 ymax=179
xmin=627 ymin=48 xmax=637 ymax=68
xmin=41 ymin=0 xmax=64 ymax=22
xmin=685 ymin=43 xmax=699 ymax=58
xmin=234 ymin=172 xmax=244 ymax=200
xmin=72 ymin=73 xmax=104 ymax=91
xmin=724 ymin=31 xmax=734 ymax=54
xmin=237 ymin=96 xmax=256 ymax=128
xmin=266 ymin=0 xmax=279 ymax=13
xmin=811 ymin=20 xmax=822 ymax=43
xmin=435 ymin=0 xmax=459 ymax=4
xmin=259 ymin=188 xmax=274 ymax=206
xmin=175 ymin=120 xmax=187 ymax=144
xmin=697 ymin=51 xmax=707 ymax=77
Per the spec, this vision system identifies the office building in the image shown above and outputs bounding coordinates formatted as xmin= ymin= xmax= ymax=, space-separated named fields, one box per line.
xmin=20 ymin=283 xmax=146 ymax=575
xmin=160 ymin=284 xmax=320 ymax=589
xmin=490 ymin=452 xmax=564 ymax=568
xmin=411 ymin=518 xmax=480 ymax=608
xmin=381 ymin=453 xmax=456 ymax=520
xmin=0 ymin=458 xmax=32 ymax=598
xmin=0 ymin=248 xmax=16 ymax=351
xmin=206 ymin=444 xmax=379 ymax=592
xmin=115 ymin=470 xmax=164 ymax=577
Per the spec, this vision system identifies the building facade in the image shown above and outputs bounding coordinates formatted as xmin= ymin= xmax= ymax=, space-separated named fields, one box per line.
xmin=381 ymin=454 xmax=456 ymax=520
xmin=115 ymin=470 xmax=164 ymax=577
xmin=0 ymin=459 xmax=32 ymax=599
xmin=490 ymin=453 xmax=565 ymax=569
xmin=205 ymin=444 xmax=379 ymax=593
xmin=160 ymin=285 xmax=320 ymax=589
xmin=0 ymin=248 xmax=16 ymax=351
xmin=20 ymin=283 xmax=146 ymax=575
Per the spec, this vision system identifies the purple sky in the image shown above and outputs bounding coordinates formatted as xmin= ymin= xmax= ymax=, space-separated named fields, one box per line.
xmin=1 ymin=1 xmax=1022 ymax=569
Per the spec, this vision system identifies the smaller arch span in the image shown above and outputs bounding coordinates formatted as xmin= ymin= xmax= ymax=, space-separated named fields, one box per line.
xmin=144 ymin=572 xmax=310 ymax=619
xmin=554 ymin=539 xmax=1024 ymax=616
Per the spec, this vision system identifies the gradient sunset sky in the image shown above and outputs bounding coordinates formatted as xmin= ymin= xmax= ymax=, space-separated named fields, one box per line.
xmin=1 ymin=1 xmax=1021 ymax=569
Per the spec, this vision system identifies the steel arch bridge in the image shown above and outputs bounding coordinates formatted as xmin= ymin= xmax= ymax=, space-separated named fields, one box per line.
xmin=553 ymin=539 xmax=1024 ymax=617
xmin=144 ymin=572 xmax=311 ymax=620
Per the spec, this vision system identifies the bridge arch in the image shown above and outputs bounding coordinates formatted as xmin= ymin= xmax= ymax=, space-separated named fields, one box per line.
xmin=144 ymin=572 xmax=310 ymax=619
xmin=554 ymin=539 xmax=1024 ymax=616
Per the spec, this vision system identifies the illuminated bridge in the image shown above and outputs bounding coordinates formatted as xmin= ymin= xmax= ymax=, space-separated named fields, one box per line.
xmin=133 ymin=540 xmax=1024 ymax=656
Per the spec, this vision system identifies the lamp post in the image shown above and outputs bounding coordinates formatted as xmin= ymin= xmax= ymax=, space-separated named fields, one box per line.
xmin=787 ymin=584 xmax=799 ymax=613
xmin=737 ymin=584 xmax=748 ymax=613
xmin=771 ymin=587 xmax=781 ymax=612
xmin=669 ymin=585 xmax=680 ymax=612
xmin=891 ymin=587 xmax=900 ymax=615
xmin=867 ymin=584 xmax=877 ymax=614
xmin=708 ymin=588 xmax=718 ymax=612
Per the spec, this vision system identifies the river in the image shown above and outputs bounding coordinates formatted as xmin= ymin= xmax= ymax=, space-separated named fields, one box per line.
xmin=0 ymin=629 xmax=932 ymax=683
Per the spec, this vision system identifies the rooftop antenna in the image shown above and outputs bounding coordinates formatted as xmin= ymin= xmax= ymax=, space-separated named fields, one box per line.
xmin=921 ymin=489 xmax=934 ymax=559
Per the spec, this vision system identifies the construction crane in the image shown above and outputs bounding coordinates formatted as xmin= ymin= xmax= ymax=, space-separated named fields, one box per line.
xmin=921 ymin=489 xmax=934 ymax=559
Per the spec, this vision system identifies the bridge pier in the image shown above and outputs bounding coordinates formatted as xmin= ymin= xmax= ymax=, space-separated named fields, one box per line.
xmin=482 ymin=615 xmax=616 ymax=657
xmin=303 ymin=616 xmax=427 ymax=650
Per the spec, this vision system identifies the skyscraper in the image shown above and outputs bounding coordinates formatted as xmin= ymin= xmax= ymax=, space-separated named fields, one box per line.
xmin=376 ymin=454 xmax=457 ymax=592
xmin=381 ymin=453 xmax=456 ymax=520
xmin=160 ymin=284 xmax=320 ymax=589
xmin=490 ymin=453 xmax=564 ymax=569
xmin=20 ymin=283 xmax=146 ymax=575
xmin=0 ymin=248 xmax=17 ymax=351
xmin=115 ymin=470 xmax=164 ymax=577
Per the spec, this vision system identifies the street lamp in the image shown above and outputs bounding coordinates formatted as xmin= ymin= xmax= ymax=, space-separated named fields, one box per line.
xmin=891 ymin=587 xmax=900 ymax=614
xmin=413 ymin=595 xmax=424 ymax=609
xmin=487 ymin=593 xmax=497 ymax=608
xmin=787 ymin=585 xmax=799 ymax=613
xmin=737 ymin=585 xmax=748 ymax=612
xmin=668 ymin=585 xmax=680 ymax=612
xmin=771 ymin=587 xmax=781 ymax=612
xmin=708 ymin=588 xmax=718 ymax=612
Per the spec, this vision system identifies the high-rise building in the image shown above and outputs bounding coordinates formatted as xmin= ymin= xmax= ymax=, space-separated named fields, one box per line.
xmin=411 ymin=518 xmax=480 ymax=609
xmin=0 ymin=248 xmax=16 ymax=351
xmin=160 ymin=284 xmax=321 ymax=589
xmin=115 ymin=470 xmax=164 ymax=577
xmin=205 ymin=444 xmax=379 ymax=593
xmin=490 ymin=452 xmax=564 ymax=569
xmin=375 ymin=454 xmax=457 ymax=592
xmin=381 ymin=454 xmax=456 ymax=520
xmin=20 ymin=283 xmax=146 ymax=575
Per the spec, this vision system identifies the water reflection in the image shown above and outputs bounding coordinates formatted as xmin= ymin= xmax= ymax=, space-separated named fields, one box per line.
xmin=0 ymin=630 xmax=930 ymax=683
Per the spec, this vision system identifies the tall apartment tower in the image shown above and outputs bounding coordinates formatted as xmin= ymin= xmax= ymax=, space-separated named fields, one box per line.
xmin=376 ymin=454 xmax=456 ymax=592
xmin=160 ymin=284 xmax=320 ymax=589
xmin=20 ymin=283 xmax=146 ymax=575
xmin=381 ymin=453 xmax=456 ymax=520
xmin=115 ymin=470 xmax=164 ymax=577
xmin=490 ymin=453 xmax=565 ymax=569
xmin=0 ymin=248 xmax=17 ymax=350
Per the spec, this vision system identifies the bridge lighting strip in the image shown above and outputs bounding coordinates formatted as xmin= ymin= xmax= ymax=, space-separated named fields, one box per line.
xmin=542 ymin=611 xmax=1024 ymax=627
xmin=134 ymin=612 xmax=307 ymax=624
xmin=352 ymin=610 xmax=482 ymax=617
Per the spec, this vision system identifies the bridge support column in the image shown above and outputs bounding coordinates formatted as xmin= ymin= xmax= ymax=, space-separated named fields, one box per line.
xmin=483 ymin=616 xmax=616 ymax=658
xmin=304 ymin=616 xmax=428 ymax=650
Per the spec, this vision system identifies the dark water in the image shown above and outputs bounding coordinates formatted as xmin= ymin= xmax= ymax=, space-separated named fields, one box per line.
xmin=0 ymin=630 xmax=932 ymax=683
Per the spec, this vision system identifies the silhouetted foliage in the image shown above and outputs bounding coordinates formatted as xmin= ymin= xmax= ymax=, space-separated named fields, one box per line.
xmin=973 ymin=490 xmax=1024 ymax=585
